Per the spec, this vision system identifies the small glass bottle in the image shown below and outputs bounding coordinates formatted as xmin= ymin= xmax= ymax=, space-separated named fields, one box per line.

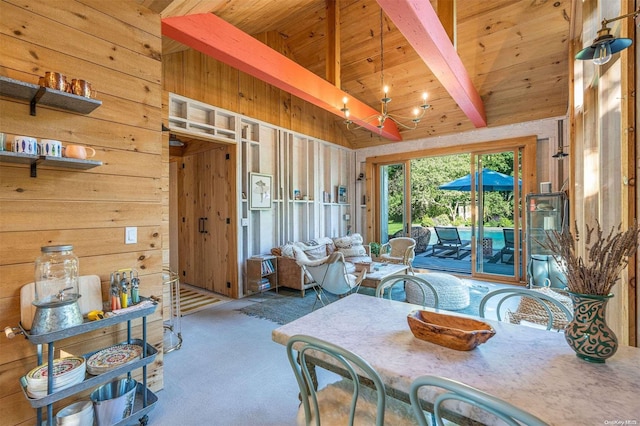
xmin=34 ymin=245 xmax=79 ymax=306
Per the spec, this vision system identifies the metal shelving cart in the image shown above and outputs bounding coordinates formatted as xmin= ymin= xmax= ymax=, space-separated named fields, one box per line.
xmin=18 ymin=297 xmax=158 ymax=426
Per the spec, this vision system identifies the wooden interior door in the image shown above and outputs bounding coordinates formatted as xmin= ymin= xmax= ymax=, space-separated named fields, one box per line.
xmin=177 ymin=141 xmax=233 ymax=296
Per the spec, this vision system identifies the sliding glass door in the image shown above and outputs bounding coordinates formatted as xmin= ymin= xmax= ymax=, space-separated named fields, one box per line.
xmin=472 ymin=150 xmax=522 ymax=280
xmin=375 ymin=147 xmax=526 ymax=283
xmin=379 ymin=163 xmax=407 ymax=243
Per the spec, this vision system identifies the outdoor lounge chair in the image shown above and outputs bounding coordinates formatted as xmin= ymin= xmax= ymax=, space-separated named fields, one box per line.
xmin=500 ymin=228 xmax=522 ymax=263
xmin=431 ymin=227 xmax=471 ymax=259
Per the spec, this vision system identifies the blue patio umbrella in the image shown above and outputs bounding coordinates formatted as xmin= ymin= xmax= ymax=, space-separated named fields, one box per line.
xmin=438 ymin=168 xmax=521 ymax=192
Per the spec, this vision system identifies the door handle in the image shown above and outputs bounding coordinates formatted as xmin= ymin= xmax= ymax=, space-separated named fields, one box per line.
xmin=198 ymin=218 xmax=204 ymax=234
xmin=202 ymin=217 xmax=208 ymax=234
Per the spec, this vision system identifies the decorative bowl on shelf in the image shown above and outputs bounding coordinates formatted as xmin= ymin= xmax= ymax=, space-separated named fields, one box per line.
xmin=407 ymin=310 xmax=496 ymax=351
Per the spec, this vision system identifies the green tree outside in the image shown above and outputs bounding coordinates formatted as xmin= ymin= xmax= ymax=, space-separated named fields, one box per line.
xmin=384 ymin=153 xmax=517 ymax=230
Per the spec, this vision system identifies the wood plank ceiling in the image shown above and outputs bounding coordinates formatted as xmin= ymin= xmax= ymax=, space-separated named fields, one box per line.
xmin=143 ymin=0 xmax=571 ymax=149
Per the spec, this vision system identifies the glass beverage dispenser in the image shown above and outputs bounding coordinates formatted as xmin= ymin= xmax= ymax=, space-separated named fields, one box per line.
xmin=31 ymin=245 xmax=83 ymax=334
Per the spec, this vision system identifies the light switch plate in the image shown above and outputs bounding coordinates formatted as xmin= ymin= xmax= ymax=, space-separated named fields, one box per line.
xmin=125 ymin=227 xmax=137 ymax=244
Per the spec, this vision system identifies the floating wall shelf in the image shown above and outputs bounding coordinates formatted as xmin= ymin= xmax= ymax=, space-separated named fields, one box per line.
xmin=0 ymin=152 xmax=102 ymax=177
xmin=0 ymin=76 xmax=101 ymax=116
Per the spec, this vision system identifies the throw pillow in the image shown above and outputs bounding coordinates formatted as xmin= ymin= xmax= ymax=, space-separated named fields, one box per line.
xmin=337 ymin=246 xmax=366 ymax=258
xmin=278 ymin=244 xmax=296 ymax=259
xmin=350 ymin=233 xmax=364 ymax=245
xmin=333 ymin=234 xmax=366 ymax=258
xmin=333 ymin=236 xmax=353 ymax=249
xmin=293 ymin=241 xmax=328 ymax=259
xmin=304 ymin=245 xmax=327 ymax=260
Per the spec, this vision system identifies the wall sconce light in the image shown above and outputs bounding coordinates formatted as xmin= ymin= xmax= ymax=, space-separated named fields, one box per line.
xmin=552 ymin=146 xmax=569 ymax=159
xmin=553 ymin=120 xmax=568 ymax=159
xmin=575 ymin=9 xmax=640 ymax=65
xmin=169 ymin=134 xmax=185 ymax=147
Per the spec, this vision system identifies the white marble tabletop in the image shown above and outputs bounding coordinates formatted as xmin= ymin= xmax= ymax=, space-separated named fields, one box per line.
xmin=273 ymin=293 xmax=640 ymax=425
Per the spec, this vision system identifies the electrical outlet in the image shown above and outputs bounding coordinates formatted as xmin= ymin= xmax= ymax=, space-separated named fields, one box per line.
xmin=125 ymin=227 xmax=137 ymax=244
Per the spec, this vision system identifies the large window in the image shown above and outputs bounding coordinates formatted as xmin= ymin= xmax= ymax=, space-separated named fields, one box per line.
xmin=369 ymin=137 xmax=535 ymax=283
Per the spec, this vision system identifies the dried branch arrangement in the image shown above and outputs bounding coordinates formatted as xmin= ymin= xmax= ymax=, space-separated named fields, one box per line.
xmin=540 ymin=221 xmax=640 ymax=295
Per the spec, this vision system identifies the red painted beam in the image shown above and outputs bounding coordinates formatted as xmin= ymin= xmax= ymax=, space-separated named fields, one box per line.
xmin=162 ymin=13 xmax=402 ymax=141
xmin=377 ymin=0 xmax=487 ymax=128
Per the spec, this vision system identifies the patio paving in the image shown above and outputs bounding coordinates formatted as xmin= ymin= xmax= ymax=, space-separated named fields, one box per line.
xmin=413 ymin=247 xmax=521 ymax=277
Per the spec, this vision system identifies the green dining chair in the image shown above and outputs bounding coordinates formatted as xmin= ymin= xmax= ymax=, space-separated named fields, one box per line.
xmin=410 ymin=375 xmax=548 ymax=426
xmin=286 ymin=334 xmax=416 ymax=426
xmin=478 ymin=287 xmax=573 ymax=331
xmin=375 ymin=275 xmax=439 ymax=309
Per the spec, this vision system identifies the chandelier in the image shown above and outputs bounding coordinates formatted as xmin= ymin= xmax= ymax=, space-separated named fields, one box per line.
xmin=340 ymin=10 xmax=430 ymax=132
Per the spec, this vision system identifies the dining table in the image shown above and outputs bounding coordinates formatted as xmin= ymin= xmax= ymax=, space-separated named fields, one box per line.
xmin=272 ymin=293 xmax=640 ymax=425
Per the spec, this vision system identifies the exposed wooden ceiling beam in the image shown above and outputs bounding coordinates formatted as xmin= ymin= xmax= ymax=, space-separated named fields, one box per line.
xmin=162 ymin=13 xmax=403 ymax=141
xmin=326 ymin=0 xmax=341 ymax=87
xmin=436 ymin=0 xmax=456 ymax=47
xmin=377 ymin=0 xmax=486 ymax=127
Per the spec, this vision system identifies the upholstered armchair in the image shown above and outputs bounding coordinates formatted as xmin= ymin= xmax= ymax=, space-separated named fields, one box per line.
xmin=379 ymin=237 xmax=416 ymax=273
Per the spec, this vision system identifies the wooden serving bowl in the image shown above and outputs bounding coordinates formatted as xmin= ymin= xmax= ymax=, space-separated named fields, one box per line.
xmin=407 ymin=310 xmax=496 ymax=351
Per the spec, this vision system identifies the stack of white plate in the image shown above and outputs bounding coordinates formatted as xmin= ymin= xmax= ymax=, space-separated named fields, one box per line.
xmin=56 ymin=400 xmax=94 ymax=426
xmin=25 ymin=357 xmax=86 ymax=399
xmin=86 ymin=344 xmax=142 ymax=375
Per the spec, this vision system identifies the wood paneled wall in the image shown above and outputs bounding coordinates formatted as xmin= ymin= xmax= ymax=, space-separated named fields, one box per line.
xmin=162 ymin=31 xmax=351 ymax=149
xmin=571 ymin=0 xmax=638 ymax=344
xmin=0 ymin=1 xmax=164 ymax=423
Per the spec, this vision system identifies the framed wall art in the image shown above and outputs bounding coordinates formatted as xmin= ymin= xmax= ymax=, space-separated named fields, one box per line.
xmin=249 ymin=173 xmax=272 ymax=210
xmin=337 ymin=185 xmax=347 ymax=204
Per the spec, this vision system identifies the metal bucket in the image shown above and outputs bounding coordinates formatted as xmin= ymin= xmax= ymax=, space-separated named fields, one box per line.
xmin=90 ymin=378 xmax=136 ymax=426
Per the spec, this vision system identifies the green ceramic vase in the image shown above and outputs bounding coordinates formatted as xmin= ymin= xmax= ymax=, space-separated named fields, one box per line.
xmin=564 ymin=292 xmax=618 ymax=363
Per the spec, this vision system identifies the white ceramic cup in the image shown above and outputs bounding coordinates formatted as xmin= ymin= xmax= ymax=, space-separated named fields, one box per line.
xmin=13 ymin=136 xmax=38 ymax=155
xmin=40 ymin=139 xmax=63 ymax=157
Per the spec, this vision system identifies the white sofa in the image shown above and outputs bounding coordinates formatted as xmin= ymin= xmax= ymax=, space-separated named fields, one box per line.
xmin=270 ymin=234 xmax=371 ymax=296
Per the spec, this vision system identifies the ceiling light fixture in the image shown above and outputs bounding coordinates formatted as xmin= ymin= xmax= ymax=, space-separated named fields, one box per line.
xmin=341 ymin=10 xmax=430 ymax=132
xmin=575 ymin=9 xmax=640 ymax=65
